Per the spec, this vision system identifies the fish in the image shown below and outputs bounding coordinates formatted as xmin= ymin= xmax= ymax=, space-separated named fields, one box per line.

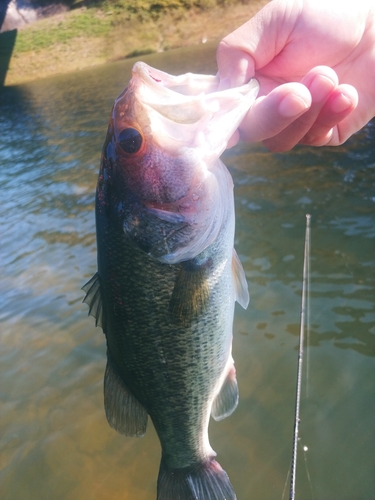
xmin=83 ymin=62 xmax=258 ymax=500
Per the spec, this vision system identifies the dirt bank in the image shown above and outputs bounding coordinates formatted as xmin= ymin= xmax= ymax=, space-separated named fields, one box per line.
xmin=3 ymin=0 xmax=268 ymax=86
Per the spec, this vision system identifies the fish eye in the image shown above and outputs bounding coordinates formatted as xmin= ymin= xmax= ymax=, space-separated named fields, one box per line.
xmin=117 ymin=128 xmax=143 ymax=154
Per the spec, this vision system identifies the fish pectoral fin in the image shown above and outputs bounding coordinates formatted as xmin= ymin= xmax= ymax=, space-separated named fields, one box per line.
xmin=211 ymin=364 xmax=239 ymax=421
xmin=232 ymin=249 xmax=249 ymax=309
xmin=169 ymin=259 xmax=211 ymax=324
xmin=82 ymin=272 xmax=106 ymax=331
xmin=104 ymin=357 xmax=148 ymax=437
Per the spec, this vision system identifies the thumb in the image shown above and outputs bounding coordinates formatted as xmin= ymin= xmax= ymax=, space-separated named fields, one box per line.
xmin=216 ymin=2 xmax=272 ymax=88
xmin=216 ymin=43 xmax=255 ymax=89
xmin=216 ymin=0 xmax=298 ymax=88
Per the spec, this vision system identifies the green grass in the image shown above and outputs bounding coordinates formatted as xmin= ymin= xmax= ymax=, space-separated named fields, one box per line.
xmin=14 ymin=10 xmax=112 ymax=53
xmin=13 ymin=0 xmax=238 ymax=54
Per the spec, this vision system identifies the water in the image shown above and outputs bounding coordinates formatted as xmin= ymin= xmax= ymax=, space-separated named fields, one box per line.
xmin=1 ymin=43 xmax=374 ymax=500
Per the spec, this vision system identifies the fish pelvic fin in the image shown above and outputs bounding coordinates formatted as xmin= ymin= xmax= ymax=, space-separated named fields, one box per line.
xmin=232 ymin=249 xmax=249 ymax=309
xmin=104 ymin=357 xmax=148 ymax=437
xmin=211 ymin=363 xmax=239 ymax=421
xmin=169 ymin=258 xmax=211 ymax=325
xmin=157 ymin=458 xmax=236 ymax=500
xmin=82 ymin=272 xmax=106 ymax=331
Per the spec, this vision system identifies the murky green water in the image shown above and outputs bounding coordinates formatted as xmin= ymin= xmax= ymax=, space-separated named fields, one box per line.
xmin=1 ymin=43 xmax=374 ymax=500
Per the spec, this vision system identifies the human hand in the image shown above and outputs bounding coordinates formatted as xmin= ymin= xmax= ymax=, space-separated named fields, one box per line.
xmin=217 ymin=0 xmax=375 ymax=151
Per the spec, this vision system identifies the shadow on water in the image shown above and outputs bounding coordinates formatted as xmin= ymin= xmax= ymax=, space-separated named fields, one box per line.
xmin=0 ymin=1 xmax=15 ymax=87
xmin=0 ymin=29 xmax=16 ymax=88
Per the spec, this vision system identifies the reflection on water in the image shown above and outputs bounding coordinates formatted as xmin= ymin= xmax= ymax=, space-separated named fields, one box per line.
xmin=0 ymin=44 xmax=374 ymax=500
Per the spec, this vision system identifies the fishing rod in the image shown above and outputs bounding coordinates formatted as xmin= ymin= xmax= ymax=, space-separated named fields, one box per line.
xmin=289 ymin=214 xmax=311 ymax=500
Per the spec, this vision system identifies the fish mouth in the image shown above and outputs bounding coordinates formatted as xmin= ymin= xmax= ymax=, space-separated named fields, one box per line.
xmin=133 ymin=63 xmax=220 ymax=123
xmin=117 ymin=63 xmax=259 ymax=264
xmin=130 ymin=62 xmax=259 ymax=162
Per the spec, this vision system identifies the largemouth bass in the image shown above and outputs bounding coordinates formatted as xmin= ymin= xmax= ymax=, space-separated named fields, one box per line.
xmin=83 ymin=62 xmax=258 ymax=500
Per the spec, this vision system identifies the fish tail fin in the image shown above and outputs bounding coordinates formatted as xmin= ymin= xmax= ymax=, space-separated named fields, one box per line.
xmin=157 ymin=457 xmax=236 ymax=500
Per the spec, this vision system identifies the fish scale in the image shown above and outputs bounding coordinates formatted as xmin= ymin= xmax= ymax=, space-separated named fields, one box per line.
xmin=96 ymin=190 xmax=234 ymax=468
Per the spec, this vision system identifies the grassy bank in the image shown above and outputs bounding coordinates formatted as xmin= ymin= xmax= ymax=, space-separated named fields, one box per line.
xmin=5 ymin=0 xmax=268 ymax=86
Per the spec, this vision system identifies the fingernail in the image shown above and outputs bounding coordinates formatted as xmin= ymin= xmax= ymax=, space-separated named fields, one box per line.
xmin=279 ymin=93 xmax=310 ymax=118
xmin=330 ymin=92 xmax=352 ymax=113
xmin=309 ymin=75 xmax=335 ymax=103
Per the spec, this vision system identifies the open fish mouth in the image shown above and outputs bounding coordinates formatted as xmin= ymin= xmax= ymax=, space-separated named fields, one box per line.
xmin=125 ymin=61 xmax=259 ymax=162
xmin=110 ymin=62 xmax=259 ymax=264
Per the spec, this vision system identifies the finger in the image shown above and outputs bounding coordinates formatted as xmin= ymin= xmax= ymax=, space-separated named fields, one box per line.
xmin=216 ymin=0 xmax=300 ymax=88
xmin=263 ymin=68 xmax=338 ymax=151
xmin=300 ymin=84 xmax=358 ymax=146
xmin=238 ymin=83 xmax=312 ymax=143
xmin=216 ymin=44 xmax=255 ymax=89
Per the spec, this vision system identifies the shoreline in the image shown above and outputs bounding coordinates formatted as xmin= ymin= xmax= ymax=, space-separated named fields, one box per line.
xmin=3 ymin=1 xmax=268 ymax=87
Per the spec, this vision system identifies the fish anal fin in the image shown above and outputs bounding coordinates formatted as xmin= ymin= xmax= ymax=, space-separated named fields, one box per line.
xmin=169 ymin=259 xmax=211 ymax=324
xmin=104 ymin=357 xmax=148 ymax=437
xmin=232 ymin=249 xmax=249 ymax=309
xmin=82 ymin=273 xmax=106 ymax=331
xmin=211 ymin=363 xmax=239 ymax=421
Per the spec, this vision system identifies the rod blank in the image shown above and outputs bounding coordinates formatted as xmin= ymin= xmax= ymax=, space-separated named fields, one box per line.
xmin=289 ymin=214 xmax=311 ymax=500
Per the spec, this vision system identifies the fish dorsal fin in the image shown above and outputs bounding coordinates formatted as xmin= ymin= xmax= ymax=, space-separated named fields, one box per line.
xmin=169 ymin=258 xmax=211 ymax=324
xmin=211 ymin=362 xmax=239 ymax=421
xmin=82 ymin=273 xmax=106 ymax=331
xmin=232 ymin=249 xmax=249 ymax=309
xmin=104 ymin=356 xmax=148 ymax=437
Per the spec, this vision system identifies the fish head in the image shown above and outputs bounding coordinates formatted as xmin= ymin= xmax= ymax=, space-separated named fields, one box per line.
xmin=102 ymin=62 xmax=258 ymax=263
